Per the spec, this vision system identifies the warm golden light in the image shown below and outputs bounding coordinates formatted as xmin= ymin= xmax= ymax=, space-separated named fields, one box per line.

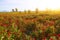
xmin=38 ymin=0 xmax=60 ymax=10
xmin=0 ymin=0 xmax=60 ymax=11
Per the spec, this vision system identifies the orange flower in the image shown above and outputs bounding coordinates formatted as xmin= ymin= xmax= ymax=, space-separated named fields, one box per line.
xmin=42 ymin=37 xmax=46 ymax=40
xmin=49 ymin=38 xmax=53 ymax=40
xmin=49 ymin=21 xmax=55 ymax=26
xmin=7 ymin=31 xmax=11 ymax=37
xmin=57 ymin=34 xmax=60 ymax=37
xmin=33 ymin=37 xmax=36 ymax=40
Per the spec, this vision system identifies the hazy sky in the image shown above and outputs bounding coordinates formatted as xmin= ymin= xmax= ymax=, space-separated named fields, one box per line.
xmin=0 ymin=0 xmax=60 ymax=11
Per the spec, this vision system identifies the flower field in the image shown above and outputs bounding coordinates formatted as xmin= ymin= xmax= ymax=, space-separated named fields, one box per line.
xmin=0 ymin=12 xmax=60 ymax=40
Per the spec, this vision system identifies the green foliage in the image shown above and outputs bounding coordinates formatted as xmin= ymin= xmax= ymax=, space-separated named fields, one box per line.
xmin=25 ymin=22 xmax=36 ymax=35
xmin=0 ymin=26 xmax=5 ymax=32
xmin=0 ymin=13 xmax=60 ymax=40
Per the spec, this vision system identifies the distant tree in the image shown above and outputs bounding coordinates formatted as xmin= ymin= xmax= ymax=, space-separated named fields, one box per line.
xmin=19 ymin=11 xmax=21 ymax=13
xmin=35 ymin=8 xmax=39 ymax=13
xmin=12 ymin=9 xmax=14 ymax=12
xmin=15 ymin=8 xmax=18 ymax=12
xmin=24 ymin=10 xmax=26 ymax=14
xmin=28 ymin=10 xmax=31 ymax=13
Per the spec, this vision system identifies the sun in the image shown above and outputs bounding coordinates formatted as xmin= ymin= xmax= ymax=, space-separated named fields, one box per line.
xmin=38 ymin=0 xmax=60 ymax=10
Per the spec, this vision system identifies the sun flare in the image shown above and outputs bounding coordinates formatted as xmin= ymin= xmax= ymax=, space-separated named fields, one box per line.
xmin=38 ymin=0 xmax=60 ymax=10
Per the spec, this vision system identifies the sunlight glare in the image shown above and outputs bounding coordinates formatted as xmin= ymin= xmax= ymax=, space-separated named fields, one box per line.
xmin=38 ymin=0 xmax=60 ymax=10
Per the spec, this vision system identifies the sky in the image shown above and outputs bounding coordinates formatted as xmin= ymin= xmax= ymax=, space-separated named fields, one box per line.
xmin=0 ymin=0 xmax=60 ymax=11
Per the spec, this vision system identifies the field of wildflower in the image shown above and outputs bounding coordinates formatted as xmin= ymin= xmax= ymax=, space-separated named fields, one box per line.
xmin=0 ymin=11 xmax=60 ymax=40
